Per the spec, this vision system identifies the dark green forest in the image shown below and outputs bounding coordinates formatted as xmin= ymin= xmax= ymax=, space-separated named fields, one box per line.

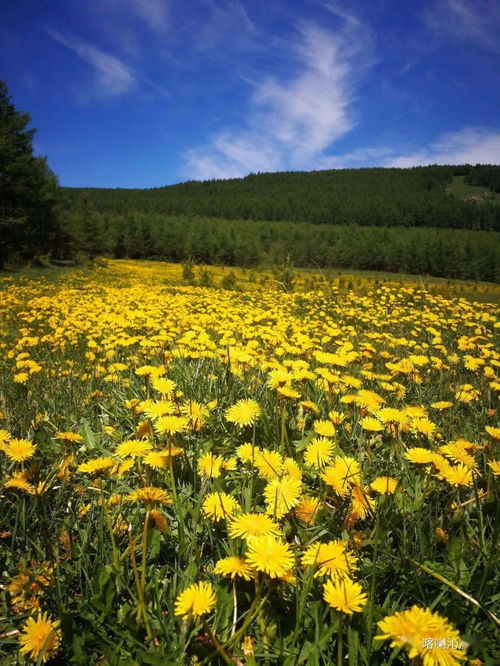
xmin=64 ymin=164 xmax=500 ymax=230
xmin=1 ymin=79 xmax=500 ymax=281
xmin=62 ymin=210 xmax=500 ymax=282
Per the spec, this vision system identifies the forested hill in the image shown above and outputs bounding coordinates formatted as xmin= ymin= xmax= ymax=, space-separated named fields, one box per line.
xmin=64 ymin=165 xmax=500 ymax=231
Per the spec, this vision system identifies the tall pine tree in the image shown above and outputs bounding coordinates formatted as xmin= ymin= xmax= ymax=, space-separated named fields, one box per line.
xmin=0 ymin=80 xmax=62 ymax=268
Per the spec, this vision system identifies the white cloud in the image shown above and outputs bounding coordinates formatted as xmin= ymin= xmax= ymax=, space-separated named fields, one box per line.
xmin=382 ymin=128 xmax=500 ymax=167
xmin=183 ymin=14 xmax=371 ymax=180
xmin=425 ymin=0 xmax=500 ymax=52
xmin=315 ymin=127 xmax=500 ymax=170
xmin=46 ymin=28 xmax=136 ymax=97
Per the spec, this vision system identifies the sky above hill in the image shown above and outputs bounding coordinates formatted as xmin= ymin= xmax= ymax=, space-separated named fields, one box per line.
xmin=1 ymin=0 xmax=500 ymax=187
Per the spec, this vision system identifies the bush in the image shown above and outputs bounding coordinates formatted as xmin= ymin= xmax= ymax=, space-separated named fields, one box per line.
xmin=74 ymin=251 xmax=91 ymax=267
xmin=33 ymin=253 xmax=52 ymax=268
xmin=220 ymin=271 xmax=238 ymax=290
xmin=182 ymin=258 xmax=195 ymax=284
xmin=198 ymin=268 xmax=214 ymax=287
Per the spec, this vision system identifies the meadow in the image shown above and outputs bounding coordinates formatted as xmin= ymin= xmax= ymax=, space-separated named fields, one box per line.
xmin=0 ymin=259 xmax=499 ymax=665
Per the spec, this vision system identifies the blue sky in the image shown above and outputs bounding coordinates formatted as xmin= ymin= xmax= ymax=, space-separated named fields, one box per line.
xmin=1 ymin=0 xmax=499 ymax=187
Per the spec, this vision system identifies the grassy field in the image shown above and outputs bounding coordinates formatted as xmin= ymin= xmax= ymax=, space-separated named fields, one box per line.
xmin=0 ymin=260 xmax=499 ymax=664
xmin=3 ymin=258 xmax=499 ymax=303
xmin=447 ymin=176 xmax=500 ymax=204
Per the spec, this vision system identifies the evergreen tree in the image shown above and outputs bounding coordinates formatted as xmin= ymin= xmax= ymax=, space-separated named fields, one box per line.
xmin=0 ymin=80 xmax=61 ymax=268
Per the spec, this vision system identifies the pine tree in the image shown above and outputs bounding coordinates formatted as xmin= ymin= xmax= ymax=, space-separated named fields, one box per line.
xmin=0 ymin=80 xmax=61 ymax=268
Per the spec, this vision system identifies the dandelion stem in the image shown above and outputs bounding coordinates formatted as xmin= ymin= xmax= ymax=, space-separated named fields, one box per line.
xmin=128 ymin=524 xmax=153 ymax=640
xmin=231 ymin=579 xmax=237 ymax=636
xmin=203 ymin=623 xmax=233 ymax=665
xmin=337 ymin=613 xmax=343 ymax=665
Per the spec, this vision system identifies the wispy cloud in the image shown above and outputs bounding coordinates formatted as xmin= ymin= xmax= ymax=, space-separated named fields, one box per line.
xmin=183 ymin=11 xmax=372 ymax=179
xmin=316 ymin=127 xmax=500 ymax=169
xmin=101 ymin=0 xmax=168 ymax=33
xmin=128 ymin=0 xmax=168 ymax=32
xmin=46 ymin=28 xmax=136 ymax=97
xmin=425 ymin=0 xmax=500 ymax=52
xmin=382 ymin=127 xmax=500 ymax=167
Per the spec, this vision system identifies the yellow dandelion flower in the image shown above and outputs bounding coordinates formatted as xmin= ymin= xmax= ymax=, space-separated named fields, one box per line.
xmin=202 ymin=492 xmax=239 ymax=521
xmin=313 ymin=420 xmax=336 ymax=437
xmin=54 ymin=431 xmax=84 ymax=443
xmin=5 ymin=439 xmax=36 ymax=462
xmin=323 ymin=578 xmax=367 ymax=614
xmin=438 ymin=464 xmax=474 ymax=487
xmin=264 ymin=475 xmax=302 ymax=518
xmin=77 ymin=456 xmax=115 ymax=474
xmin=198 ymin=452 xmax=224 ymax=478
xmin=370 ymin=476 xmax=399 ymax=494
xmin=0 ymin=429 xmax=12 ymax=451
xmin=430 ymin=401 xmax=453 ymax=410
xmin=283 ymin=457 xmax=302 ymax=480
xmin=302 ymin=540 xmax=358 ymax=580
xmin=143 ymin=451 xmax=169 ymax=469
xmin=404 ymin=448 xmax=435 ymax=464
xmin=126 ymin=486 xmax=172 ymax=504
xmin=18 ymin=612 xmax=61 ymax=663
xmin=114 ymin=459 xmax=134 ymax=477
xmin=376 ymin=408 xmax=407 ymax=425
xmin=278 ymin=385 xmax=300 ymax=398
xmin=295 ymin=496 xmax=321 ymax=525
xmin=4 ymin=471 xmax=35 ymax=494
xmin=149 ymin=509 xmax=168 ymax=533
xmin=242 ymin=636 xmax=254 ymax=656
xmin=321 ymin=457 xmax=361 ymax=497
xmin=222 ymin=456 xmax=237 ymax=471
xmin=301 ymin=400 xmax=320 ymax=413
xmin=115 ymin=439 xmax=152 ymax=459
xmin=236 ymin=443 xmax=258 ymax=463
xmin=225 ymin=399 xmax=261 ymax=427
xmin=328 ymin=410 xmax=347 ymax=426
xmin=304 ymin=437 xmax=334 ymax=468
xmin=228 ymin=512 xmax=280 ymax=540
xmin=174 ymin=581 xmax=216 ymax=619
xmin=55 ymin=454 xmax=74 ymax=481
xmin=488 ymin=460 xmax=500 ymax=475
xmin=360 ymin=416 xmax=384 ymax=432
xmin=182 ymin=401 xmax=210 ymax=431
xmin=14 ymin=372 xmax=29 ymax=383
xmin=254 ymin=449 xmax=283 ymax=479
xmin=376 ymin=605 xmax=466 ymax=665
xmin=142 ymin=401 xmax=175 ymax=420
xmin=152 ymin=377 xmax=176 ymax=395
xmin=485 ymin=426 xmax=500 ymax=440
xmin=349 ymin=485 xmax=375 ymax=521
xmin=214 ymin=556 xmax=253 ymax=580
xmin=438 ymin=442 xmax=476 ymax=468
xmin=245 ymin=535 xmax=294 ymax=578
xmin=155 ymin=414 xmax=189 ymax=435
xmin=412 ymin=418 xmax=437 ymax=438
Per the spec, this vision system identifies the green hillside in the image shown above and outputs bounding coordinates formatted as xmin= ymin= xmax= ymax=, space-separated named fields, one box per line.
xmin=53 ymin=165 xmax=500 ymax=283
xmin=63 ymin=165 xmax=500 ymax=231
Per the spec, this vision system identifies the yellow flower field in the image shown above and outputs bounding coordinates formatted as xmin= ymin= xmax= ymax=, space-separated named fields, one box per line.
xmin=0 ymin=260 xmax=499 ymax=664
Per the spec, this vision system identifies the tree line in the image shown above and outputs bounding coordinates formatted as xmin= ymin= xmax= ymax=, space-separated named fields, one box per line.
xmin=63 ymin=164 xmax=500 ymax=231
xmin=63 ymin=207 xmax=500 ymax=282
xmin=465 ymin=165 xmax=500 ymax=193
